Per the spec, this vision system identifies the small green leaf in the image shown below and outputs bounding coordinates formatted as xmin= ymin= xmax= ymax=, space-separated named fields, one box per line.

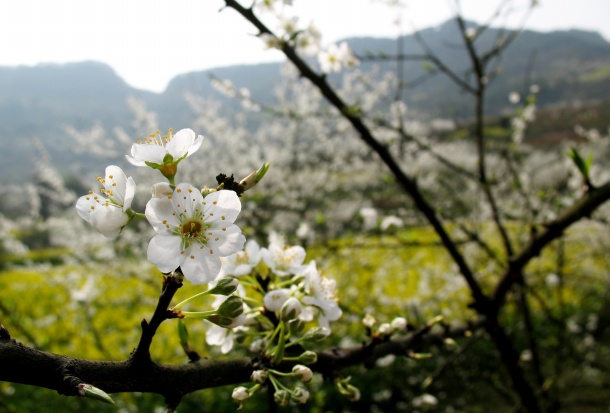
xmin=78 ymin=384 xmax=115 ymax=405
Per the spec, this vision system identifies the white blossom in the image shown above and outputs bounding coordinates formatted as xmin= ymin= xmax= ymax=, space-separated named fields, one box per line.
xmin=76 ymin=165 xmax=135 ymax=238
xmin=145 ymin=185 xmax=245 ymax=284
xmin=126 ymin=128 xmax=203 ymax=167
xmin=220 ymin=239 xmax=262 ymax=277
xmin=318 ymin=42 xmax=359 ymax=73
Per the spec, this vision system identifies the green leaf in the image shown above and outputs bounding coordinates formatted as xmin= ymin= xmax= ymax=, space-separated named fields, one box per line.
xmin=78 ymin=384 xmax=115 ymax=405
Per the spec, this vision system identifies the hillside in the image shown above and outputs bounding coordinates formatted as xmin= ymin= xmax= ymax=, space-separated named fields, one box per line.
xmin=0 ymin=20 xmax=609 ymax=183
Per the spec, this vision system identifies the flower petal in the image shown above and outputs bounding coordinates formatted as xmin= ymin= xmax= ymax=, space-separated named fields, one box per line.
xmin=90 ymin=204 xmax=128 ymax=238
xmin=207 ymin=224 xmax=246 ymax=257
xmin=76 ymin=193 xmax=100 ymax=222
xmin=123 ymin=176 xmax=136 ymax=211
xmin=130 ymin=144 xmax=167 ymax=165
xmin=203 ymin=190 xmax=241 ymax=224
xmin=172 ymin=183 xmax=202 ymax=220
xmin=180 ymin=243 xmax=222 ymax=284
xmin=166 ymin=128 xmax=196 ymax=160
xmin=147 ymin=234 xmax=182 ymax=273
xmin=104 ymin=165 xmax=128 ymax=205
xmin=146 ymin=197 xmax=178 ymax=233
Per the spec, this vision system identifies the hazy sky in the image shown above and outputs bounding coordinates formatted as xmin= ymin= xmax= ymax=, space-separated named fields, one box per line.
xmin=1 ymin=0 xmax=608 ymax=93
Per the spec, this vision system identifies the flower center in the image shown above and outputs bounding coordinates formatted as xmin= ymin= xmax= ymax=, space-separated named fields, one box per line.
xmin=182 ymin=220 xmax=202 ymax=238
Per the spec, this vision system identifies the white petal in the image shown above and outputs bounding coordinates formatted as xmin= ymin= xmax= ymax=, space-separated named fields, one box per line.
xmin=180 ymin=244 xmax=222 ymax=284
xmin=172 ymin=183 xmax=202 ymax=219
xmin=90 ymin=204 xmax=128 ymax=238
xmin=146 ymin=197 xmax=178 ymax=233
xmin=187 ymin=134 xmax=205 ymax=157
xmin=202 ymin=190 xmax=241 ymax=224
xmin=147 ymin=234 xmax=182 ymax=273
xmin=166 ymin=128 xmax=195 ymax=160
xmin=245 ymin=240 xmax=262 ymax=265
xmin=104 ymin=165 xmax=128 ymax=205
xmin=125 ymin=154 xmax=146 ymax=167
xmin=123 ymin=176 xmax=136 ymax=211
xmin=207 ymin=224 xmax=246 ymax=257
xmin=130 ymin=144 xmax=167 ymax=165
xmin=76 ymin=193 xmax=99 ymax=222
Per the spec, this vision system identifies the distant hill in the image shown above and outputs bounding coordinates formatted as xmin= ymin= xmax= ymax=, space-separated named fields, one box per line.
xmin=0 ymin=20 xmax=609 ymax=183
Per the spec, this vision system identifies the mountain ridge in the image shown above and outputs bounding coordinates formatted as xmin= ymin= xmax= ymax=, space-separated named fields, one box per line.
xmin=0 ymin=21 xmax=609 ymax=183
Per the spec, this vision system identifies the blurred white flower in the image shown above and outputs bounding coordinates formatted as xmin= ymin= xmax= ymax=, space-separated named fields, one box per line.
xmin=145 ymin=185 xmax=246 ymax=284
xmin=412 ymin=393 xmax=438 ymax=407
xmin=318 ymin=42 xmax=359 ymax=73
xmin=301 ymin=261 xmax=342 ymax=329
xmin=76 ymin=165 xmax=135 ymax=238
xmin=220 ymin=239 xmax=262 ymax=277
xmin=380 ymin=215 xmax=403 ymax=231
xmin=264 ymin=288 xmax=290 ymax=312
xmin=261 ymin=238 xmax=306 ymax=276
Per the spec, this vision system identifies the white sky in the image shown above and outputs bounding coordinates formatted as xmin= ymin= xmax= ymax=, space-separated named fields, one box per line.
xmin=1 ymin=0 xmax=608 ymax=93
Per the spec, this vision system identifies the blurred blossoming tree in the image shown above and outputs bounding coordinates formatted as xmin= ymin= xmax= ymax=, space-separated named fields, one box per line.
xmin=1 ymin=1 xmax=610 ymax=412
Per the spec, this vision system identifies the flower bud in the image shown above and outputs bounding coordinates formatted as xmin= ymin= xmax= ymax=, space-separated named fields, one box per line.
xmin=305 ymin=326 xmax=331 ymax=342
xmin=391 ymin=317 xmax=407 ymax=331
xmin=336 ymin=378 xmax=361 ymax=402
xmin=251 ymin=369 xmax=268 ymax=384
xmin=151 ymin=182 xmax=173 ymax=198
xmin=232 ymin=386 xmax=250 ymax=402
xmin=240 ymin=162 xmax=270 ymax=191
xmin=208 ymin=277 xmax=239 ymax=296
xmin=292 ymin=364 xmax=313 ymax=383
xmin=378 ymin=323 xmax=392 ymax=336
xmin=217 ymin=296 xmax=244 ymax=319
xmin=298 ymin=350 xmax=318 ymax=365
xmin=273 ymin=389 xmax=290 ymax=407
xmin=289 ymin=319 xmax=306 ymax=335
xmin=362 ymin=314 xmax=376 ymax=328
xmin=264 ymin=289 xmax=289 ymax=312
xmin=291 ymin=386 xmax=310 ymax=404
xmin=206 ymin=313 xmax=245 ymax=328
xmin=280 ymin=297 xmax=302 ymax=321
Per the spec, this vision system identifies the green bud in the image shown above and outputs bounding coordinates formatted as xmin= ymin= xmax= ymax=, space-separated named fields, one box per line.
xmin=217 ymin=296 xmax=244 ymax=319
xmin=251 ymin=369 xmax=268 ymax=384
xmin=291 ymin=386 xmax=310 ymax=404
xmin=273 ymin=389 xmax=291 ymax=407
xmin=292 ymin=365 xmax=313 ymax=382
xmin=280 ymin=297 xmax=302 ymax=321
xmin=305 ymin=326 xmax=331 ymax=342
xmin=206 ymin=314 xmax=236 ymax=328
xmin=336 ymin=377 xmax=361 ymax=402
xmin=208 ymin=277 xmax=239 ymax=296
xmin=298 ymin=350 xmax=318 ymax=365
xmin=240 ymin=162 xmax=271 ymax=191
xmin=77 ymin=384 xmax=115 ymax=405
xmin=289 ymin=319 xmax=306 ymax=335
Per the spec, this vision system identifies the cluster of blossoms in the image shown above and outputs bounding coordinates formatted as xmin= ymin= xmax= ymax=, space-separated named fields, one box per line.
xmin=76 ymin=128 xmax=267 ymax=285
xmin=252 ymin=0 xmax=358 ymax=73
xmin=191 ymin=235 xmax=344 ymax=408
xmin=75 ymin=127 xmax=346 ymax=407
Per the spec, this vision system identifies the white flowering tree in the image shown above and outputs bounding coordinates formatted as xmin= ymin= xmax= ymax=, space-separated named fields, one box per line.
xmin=2 ymin=1 xmax=610 ymax=412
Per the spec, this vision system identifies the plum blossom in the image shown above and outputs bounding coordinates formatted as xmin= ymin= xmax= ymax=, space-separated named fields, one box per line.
xmin=300 ymin=261 xmax=342 ymax=328
xmin=206 ymin=322 xmax=248 ymax=353
xmin=76 ymin=165 xmax=135 ymax=238
xmin=145 ymin=184 xmax=246 ymax=284
xmin=264 ymin=288 xmax=291 ymax=312
xmin=126 ymin=128 xmax=204 ymax=169
xmin=261 ymin=236 xmax=306 ymax=276
xmin=220 ymin=239 xmax=262 ymax=277
xmin=318 ymin=42 xmax=359 ymax=73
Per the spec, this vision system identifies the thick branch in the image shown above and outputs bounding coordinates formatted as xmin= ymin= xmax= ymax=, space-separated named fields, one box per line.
xmin=0 ymin=319 xmax=480 ymax=398
xmin=493 ymin=180 xmax=610 ymax=307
